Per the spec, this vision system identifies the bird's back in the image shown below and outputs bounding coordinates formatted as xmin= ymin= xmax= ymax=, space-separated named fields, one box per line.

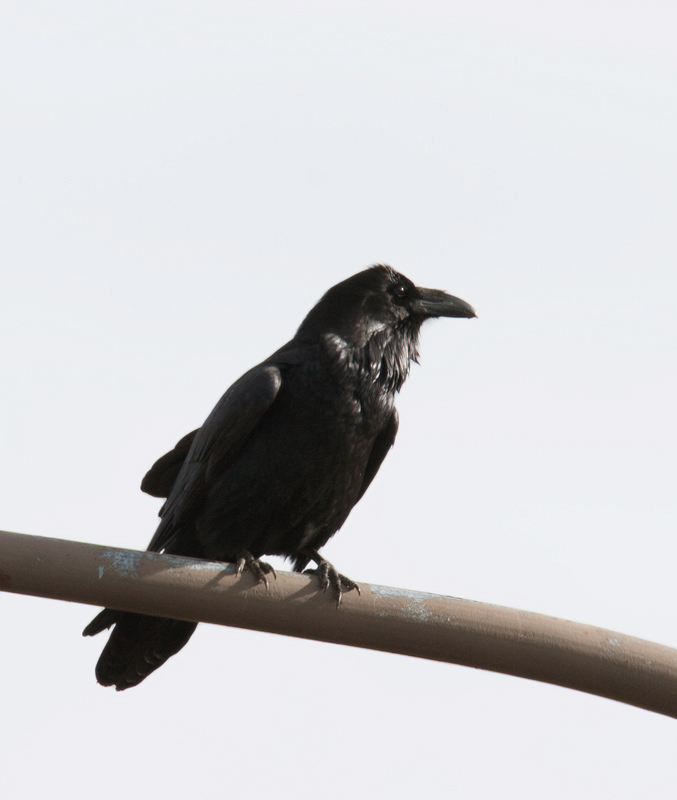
xmin=183 ymin=341 xmax=395 ymax=564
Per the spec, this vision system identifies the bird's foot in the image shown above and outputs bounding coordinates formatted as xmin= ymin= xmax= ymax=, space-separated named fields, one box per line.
xmin=236 ymin=551 xmax=277 ymax=588
xmin=301 ymin=548 xmax=360 ymax=607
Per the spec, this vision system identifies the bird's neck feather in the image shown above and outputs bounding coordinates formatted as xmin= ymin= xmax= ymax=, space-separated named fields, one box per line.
xmin=322 ymin=321 xmax=421 ymax=395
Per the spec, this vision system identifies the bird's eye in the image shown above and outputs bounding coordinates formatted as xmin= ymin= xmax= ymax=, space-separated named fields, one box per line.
xmin=392 ymin=284 xmax=407 ymax=298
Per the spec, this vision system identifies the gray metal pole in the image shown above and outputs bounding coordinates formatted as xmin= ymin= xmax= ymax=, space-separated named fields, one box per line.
xmin=1 ymin=528 xmax=676 ymax=717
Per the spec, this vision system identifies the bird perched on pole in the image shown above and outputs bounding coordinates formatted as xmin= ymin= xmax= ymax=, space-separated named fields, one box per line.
xmin=84 ymin=265 xmax=476 ymax=690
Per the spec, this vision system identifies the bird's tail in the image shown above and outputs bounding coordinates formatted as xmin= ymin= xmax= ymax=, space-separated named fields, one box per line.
xmin=83 ymin=609 xmax=197 ymax=691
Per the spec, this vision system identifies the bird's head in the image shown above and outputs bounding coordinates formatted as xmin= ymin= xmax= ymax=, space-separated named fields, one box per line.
xmin=294 ymin=265 xmax=476 ymax=393
xmin=297 ymin=264 xmax=476 ymax=348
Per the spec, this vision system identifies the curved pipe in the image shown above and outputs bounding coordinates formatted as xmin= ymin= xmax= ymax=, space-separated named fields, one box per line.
xmin=1 ymin=528 xmax=675 ymax=717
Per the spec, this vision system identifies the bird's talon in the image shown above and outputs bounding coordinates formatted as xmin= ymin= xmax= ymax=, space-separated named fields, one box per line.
xmin=235 ymin=551 xmax=275 ymax=588
xmin=299 ymin=549 xmax=360 ymax=606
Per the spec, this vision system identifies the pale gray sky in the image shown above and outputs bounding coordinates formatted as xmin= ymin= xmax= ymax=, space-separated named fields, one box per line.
xmin=2 ymin=2 xmax=677 ymax=798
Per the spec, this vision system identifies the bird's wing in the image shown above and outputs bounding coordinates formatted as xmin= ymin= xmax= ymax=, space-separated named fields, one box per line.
xmin=146 ymin=364 xmax=283 ymax=553
xmin=357 ymin=408 xmax=399 ymax=502
xmin=140 ymin=429 xmax=200 ymax=498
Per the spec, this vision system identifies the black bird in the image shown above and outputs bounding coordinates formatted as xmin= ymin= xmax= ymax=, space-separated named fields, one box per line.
xmin=83 ymin=265 xmax=476 ymax=690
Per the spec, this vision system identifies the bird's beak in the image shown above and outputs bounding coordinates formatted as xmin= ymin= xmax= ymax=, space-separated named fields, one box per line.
xmin=413 ymin=287 xmax=477 ymax=319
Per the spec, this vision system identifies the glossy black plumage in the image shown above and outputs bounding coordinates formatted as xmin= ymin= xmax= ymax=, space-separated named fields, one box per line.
xmin=83 ymin=265 xmax=476 ymax=689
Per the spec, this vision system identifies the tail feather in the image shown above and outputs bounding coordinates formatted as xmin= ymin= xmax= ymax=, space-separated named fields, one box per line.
xmin=83 ymin=610 xmax=197 ymax=691
xmin=82 ymin=608 xmax=119 ymax=637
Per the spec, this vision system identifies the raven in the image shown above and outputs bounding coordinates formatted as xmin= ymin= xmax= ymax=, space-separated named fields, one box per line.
xmin=83 ymin=265 xmax=476 ymax=689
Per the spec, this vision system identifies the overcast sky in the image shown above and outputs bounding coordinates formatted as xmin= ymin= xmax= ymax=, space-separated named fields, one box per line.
xmin=2 ymin=2 xmax=677 ymax=798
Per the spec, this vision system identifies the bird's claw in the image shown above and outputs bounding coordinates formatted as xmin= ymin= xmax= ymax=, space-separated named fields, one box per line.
xmin=235 ymin=551 xmax=276 ymax=589
xmin=302 ymin=549 xmax=359 ymax=607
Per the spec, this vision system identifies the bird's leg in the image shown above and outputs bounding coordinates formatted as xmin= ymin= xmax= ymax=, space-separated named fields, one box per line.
xmin=300 ymin=547 xmax=360 ymax=607
xmin=235 ymin=550 xmax=277 ymax=588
